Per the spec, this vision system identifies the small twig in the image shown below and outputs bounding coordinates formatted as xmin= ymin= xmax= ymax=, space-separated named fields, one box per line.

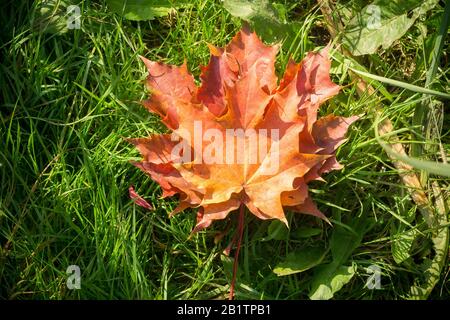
xmin=229 ymin=204 xmax=245 ymax=300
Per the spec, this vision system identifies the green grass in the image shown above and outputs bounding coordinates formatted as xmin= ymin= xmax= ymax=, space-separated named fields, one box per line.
xmin=0 ymin=0 xmax=448 ymax=299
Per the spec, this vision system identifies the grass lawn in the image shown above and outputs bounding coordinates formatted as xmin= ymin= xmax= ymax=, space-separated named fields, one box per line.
xmin=0 ymin=0 xmax=449 ymax=299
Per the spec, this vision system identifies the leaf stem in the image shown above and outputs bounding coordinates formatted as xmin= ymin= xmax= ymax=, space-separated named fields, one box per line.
xmin=229 ymin=204 xmax=245 ymax=300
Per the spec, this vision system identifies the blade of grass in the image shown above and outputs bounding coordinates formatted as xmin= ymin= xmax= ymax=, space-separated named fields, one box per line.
xmin=374 ymin=114 xmax=450 ymax=178
xmin=348 ymin=68 xmax=450 ymax=100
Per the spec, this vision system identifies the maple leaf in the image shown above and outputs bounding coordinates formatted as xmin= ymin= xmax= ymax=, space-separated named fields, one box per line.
xmin=129 ymin=26 xmax=358 ymax=232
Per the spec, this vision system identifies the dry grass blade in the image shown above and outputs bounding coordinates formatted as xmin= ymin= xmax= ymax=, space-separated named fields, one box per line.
xmin=317 ymin=0 xmax=433 ymax=223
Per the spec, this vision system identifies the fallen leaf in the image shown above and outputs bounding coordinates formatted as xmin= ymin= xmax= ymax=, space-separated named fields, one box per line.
xmin=129 ymin=26 xmax=358 ymax=231
xmin=129 ymin=185 xmax=153 ymax=210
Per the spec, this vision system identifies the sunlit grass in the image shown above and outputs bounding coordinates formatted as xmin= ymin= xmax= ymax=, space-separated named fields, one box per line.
xmin=0 ymin=0 xmax=448 ymax=299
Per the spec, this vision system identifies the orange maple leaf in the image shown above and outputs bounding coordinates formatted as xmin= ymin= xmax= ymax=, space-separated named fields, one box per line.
xmin=130 ymin=26 xmax=358 ymax=232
